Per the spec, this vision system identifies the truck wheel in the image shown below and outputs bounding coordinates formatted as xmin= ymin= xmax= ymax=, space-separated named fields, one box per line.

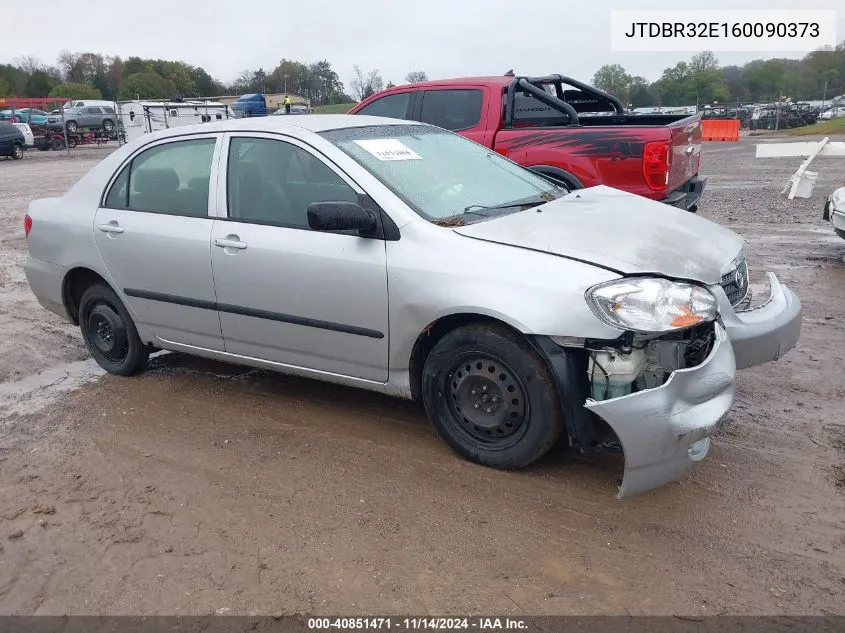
xmin=66 ymin=121 xmax=78 ymax=133
xmin=79 ymin=283 xmax=149 ymax=376
xmin=12 ymin=143 xmax=23 ymax=160
xmin=68 ymin=137 xmax=77 ymax=148
xmin=102 ymin=119 xmax=114 ymax=132
xmin=50 ymin=138 xmax=64 ymax=151
xmin=421 ymin=323 xmax=563 ymax=469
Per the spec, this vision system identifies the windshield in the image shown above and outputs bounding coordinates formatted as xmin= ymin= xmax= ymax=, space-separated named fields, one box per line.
xmin=320 ymin=124 xmax=565 ymax=224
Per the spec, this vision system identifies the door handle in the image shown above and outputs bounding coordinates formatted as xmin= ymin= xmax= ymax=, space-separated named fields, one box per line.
xmin=213 ymin=237 xmax=247 ymax=250
xmin=98 ymin=222 xmax=124 ymax=234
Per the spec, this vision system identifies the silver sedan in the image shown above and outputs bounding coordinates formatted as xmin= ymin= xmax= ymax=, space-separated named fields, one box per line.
xmin=23 ymin=115 xmax=802 ymax=498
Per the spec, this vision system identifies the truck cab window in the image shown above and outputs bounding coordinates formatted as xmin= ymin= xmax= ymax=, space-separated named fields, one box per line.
xmin=418 ymin=89 xmax=483 ymax=131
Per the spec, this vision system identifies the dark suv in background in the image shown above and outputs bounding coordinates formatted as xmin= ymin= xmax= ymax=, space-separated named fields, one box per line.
xmin=0 ymin=121 xmax=25 ymax=160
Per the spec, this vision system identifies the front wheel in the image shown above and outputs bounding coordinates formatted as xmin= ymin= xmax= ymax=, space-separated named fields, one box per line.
xmin=79 ymin=283 xmax=149 ymax=376
xmin=421 ymin=323 xmax=563 ymax=469
xmin=66 ymin=121 xmax=78 ymax=133
xmin=102 ymin=119 xmax=114 ymax=132
xmin=12 ymin=143 xmax=23 ymax=160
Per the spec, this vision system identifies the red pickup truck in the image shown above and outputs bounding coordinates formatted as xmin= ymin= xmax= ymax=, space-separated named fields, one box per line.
xmin=348 ymin=74 xmax=705 ymax=211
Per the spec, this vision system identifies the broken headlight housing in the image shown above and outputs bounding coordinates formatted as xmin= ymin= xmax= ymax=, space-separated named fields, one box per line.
xmin=586 ymin=277 xmax=718 ymax=333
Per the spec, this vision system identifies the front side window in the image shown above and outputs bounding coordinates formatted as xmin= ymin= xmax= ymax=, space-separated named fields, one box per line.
xmin=321 ymin=124 xmax=564 ymax=224
xmin=418 ymin=89 xmax=482 ymax=131
xmin=227 ymin=137 xmax=358 ymax=229
xmin=103 ymin=138 xmax=216 ymax=217
xmin=356 ymin=92 xmax=412 ymax=119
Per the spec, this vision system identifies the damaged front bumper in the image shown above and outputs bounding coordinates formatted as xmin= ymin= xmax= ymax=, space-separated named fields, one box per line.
xmin=713 ymin=272 xmax=802 ymax=370
xmin=585 ymin=325 xmax=736 ymax=499
xmin=581 ymin=272 xmax=800 ymax=499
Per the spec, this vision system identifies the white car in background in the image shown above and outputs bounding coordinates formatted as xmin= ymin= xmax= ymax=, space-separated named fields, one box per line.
xmin=12 ymin=122 xmax=34 ymax=148
xmin=819 ymin=106 xmax=845 ymax=121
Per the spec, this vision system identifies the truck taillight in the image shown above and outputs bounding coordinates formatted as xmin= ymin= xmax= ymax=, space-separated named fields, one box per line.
xmin=643 ymin=141 xmax=671 ymax=191
xmin=24 ymin=214 xmax=32 ymax=238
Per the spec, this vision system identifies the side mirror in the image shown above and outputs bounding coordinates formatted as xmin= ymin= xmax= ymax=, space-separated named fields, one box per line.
xmin=307 ymin=201 xmax=379 ymax=236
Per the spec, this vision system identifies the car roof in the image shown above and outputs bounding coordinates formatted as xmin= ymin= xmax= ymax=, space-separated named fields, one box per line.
xmin=141 ymin=114 xmax=424 ymax=140
xmin=386 ymin=76 xmax=513 ymax=91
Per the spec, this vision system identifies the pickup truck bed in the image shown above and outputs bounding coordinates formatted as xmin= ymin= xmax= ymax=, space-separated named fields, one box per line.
xmin=349 ymin=74 xmax=705 ymax=211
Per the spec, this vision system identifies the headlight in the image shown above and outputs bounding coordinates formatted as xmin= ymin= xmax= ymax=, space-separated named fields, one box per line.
xmin=586 ymin=278 xmax=718 ymax=333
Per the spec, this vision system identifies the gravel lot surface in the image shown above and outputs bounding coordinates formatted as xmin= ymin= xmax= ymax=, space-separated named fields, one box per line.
xmin=0 ymin=139 xmax=843 ymax=615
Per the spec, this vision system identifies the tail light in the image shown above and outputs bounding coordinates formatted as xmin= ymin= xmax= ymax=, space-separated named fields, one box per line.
xmin=24 ymin=214 xmax=32 ymax=238
xmin=643 ymin=141 xmax=672 ymax=191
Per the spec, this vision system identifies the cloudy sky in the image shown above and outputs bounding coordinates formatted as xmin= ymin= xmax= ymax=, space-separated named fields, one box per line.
xmin=2 ymin=0 xmax=842 ymax=91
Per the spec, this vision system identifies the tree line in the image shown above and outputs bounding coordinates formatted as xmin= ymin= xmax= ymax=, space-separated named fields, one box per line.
xmin=0 ymin=51 xmax=430 ymax=105
xmin=592 ymin=44 xmax=845 ymax=107
xmin=5 ymin=45 xmax=842 ymax=107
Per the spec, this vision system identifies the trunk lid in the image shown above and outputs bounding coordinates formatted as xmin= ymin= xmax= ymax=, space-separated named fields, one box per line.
xmin=452 ymin=185 xmax=743 ymax=285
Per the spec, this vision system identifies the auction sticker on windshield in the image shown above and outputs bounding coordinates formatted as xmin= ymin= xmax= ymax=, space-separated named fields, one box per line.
xmin=354 ymin=139 xmax=422 ymax=161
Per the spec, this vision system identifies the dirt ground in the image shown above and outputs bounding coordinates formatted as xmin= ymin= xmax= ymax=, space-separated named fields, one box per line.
xmin=0 ymin=139 xmax=844 ymax=616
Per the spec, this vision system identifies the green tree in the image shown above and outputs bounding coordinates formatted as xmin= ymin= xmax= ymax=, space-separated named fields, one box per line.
xmin=405 ymin=71 xmax=428 ymax=84
xmin=627 ymin=76 xmax=654 ymax=107
xmin=48 ymin=82 xmax=102 ymax=99
xmin=592 ymin=64 xmax=631 ymax=101
xmin=117 ymin=72 xmax=174 ymax=100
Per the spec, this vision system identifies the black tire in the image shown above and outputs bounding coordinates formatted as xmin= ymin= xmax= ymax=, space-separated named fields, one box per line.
xmin=11 ymin=143 xmax=23 ymax=160
xmin=67 ymin=137 xmax=77 ymax=148
xmin=78 ymin=283 xmax=149 ymax=376
xmin=66 ymin=120 xmax=78 ymax=133
xmin=102 ymin=119 xmax=114 ymax=132
xmin=50 ymin=138 xmax=64 ymax=151
xmin=421 ymin=323 xmax=563 ymax=469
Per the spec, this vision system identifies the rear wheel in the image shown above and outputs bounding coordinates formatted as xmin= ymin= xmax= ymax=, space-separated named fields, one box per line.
xmin=11 ymin=143 xmax=23 ymax=160
xmin=50 ymin=137 xmax=64 ymax=151
xmin=421 ymin=323 xmax=563 ymax=469
xmin=79 ymin=283 xmax=149 ymax=376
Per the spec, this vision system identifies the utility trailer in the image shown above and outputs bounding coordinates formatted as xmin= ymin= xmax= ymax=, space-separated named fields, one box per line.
xmin=116 ymin=100 xmax=236 ymax=144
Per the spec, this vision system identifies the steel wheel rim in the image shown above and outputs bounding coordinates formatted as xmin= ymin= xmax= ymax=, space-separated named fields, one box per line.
xmin=445 ymin=354 xmax=530 ymax=450
xmin=86 ymin=303 xmax=128 ymax=363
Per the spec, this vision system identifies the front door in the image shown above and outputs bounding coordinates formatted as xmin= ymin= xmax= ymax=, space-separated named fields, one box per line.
xmin=209 ymin=133 xmax=389 ymax=381
xmin=94 ymin=135 xmax=225 ymax=350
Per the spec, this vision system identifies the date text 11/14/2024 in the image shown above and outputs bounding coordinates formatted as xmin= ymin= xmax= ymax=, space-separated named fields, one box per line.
xmin=307 ymin=618 xmax=528 ymax=630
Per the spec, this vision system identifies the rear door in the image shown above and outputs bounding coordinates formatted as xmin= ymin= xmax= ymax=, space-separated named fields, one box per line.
xmin=81 ymin=107 xmax=102 ymax=127
xmin=94 ymin=134 xmax=225 ymax=350
xmin=411 ymin=87 xmax=494 ymax=146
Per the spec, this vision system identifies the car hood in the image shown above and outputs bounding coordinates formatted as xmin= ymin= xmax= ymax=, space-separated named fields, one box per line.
xmin=452 ymin=185 xmax=744 ymax=285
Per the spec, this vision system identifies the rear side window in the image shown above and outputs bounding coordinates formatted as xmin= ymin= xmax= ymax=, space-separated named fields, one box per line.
xmin=356 ymin=92 xmax=412 ymax=119
xmin=418 ymin=89 xmax=483 ymax=131
xmin=0 ymin=121 xmax=20 ymax=135
xmin=103 ymin=138 xmax=216 ymax=217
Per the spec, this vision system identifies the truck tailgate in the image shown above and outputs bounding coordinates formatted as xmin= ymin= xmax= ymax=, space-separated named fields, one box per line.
xmin=667 ymin=114 xmax=703 ymax=192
